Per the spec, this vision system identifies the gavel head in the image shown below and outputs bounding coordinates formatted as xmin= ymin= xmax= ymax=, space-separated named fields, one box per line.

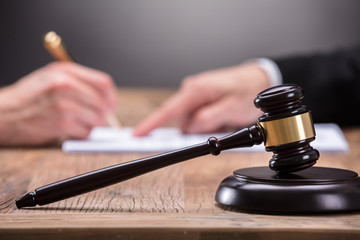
xmin=254 ymin=84 xmax=320 ymax=174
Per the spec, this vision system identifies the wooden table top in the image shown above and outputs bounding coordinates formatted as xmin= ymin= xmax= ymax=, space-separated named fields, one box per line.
xmin=1 ymin=88 xmax=360 ymax=240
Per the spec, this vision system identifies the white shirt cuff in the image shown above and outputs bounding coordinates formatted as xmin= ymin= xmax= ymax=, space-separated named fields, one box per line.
xmin=248 ymin=58 xmax=283 ymax=87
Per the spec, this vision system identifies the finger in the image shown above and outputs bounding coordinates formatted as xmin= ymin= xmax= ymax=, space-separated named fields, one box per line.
xmin=16 ymin=98 xmax=101 ymax=143
xmin=52 ymin=99 xmax=105 ymax=139
xmin=48 ymin=62 xmax=117 ymax=109
xmin=133 ymin=88 xmax=209 ymax=136
xmin=59 ymin=118 xmax=93 ymax=140
xmin=56 ymin=98 xmax=106 ymax=128
xmin=181 ymin=96 xmax=242 ymax=133
xmin=46 ymin=70 xmax=109 ymax=116
xmin=17 ymin=64 xmax=110 ymax=115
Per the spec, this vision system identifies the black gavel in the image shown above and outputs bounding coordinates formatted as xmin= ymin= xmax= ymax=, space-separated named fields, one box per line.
xmin=16 ymin=84 xmax=319 ymax=208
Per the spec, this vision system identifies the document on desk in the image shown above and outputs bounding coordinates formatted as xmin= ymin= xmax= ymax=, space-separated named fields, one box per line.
xmin=62 ymin=123 xmax=349 ymax=153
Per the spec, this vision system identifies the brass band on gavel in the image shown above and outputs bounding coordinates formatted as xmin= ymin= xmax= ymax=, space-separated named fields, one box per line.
xmin=257 ymin=112 xmax=316 ymax=147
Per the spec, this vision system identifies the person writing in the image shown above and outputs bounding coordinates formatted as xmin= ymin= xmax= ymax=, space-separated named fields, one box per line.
xmin=0 ymin=62 xmax=117 ymax=146
xmin=133 ymin=46 xmax=360 ymax=136
xmin=1 ymin=46 xmax=358 ymax=146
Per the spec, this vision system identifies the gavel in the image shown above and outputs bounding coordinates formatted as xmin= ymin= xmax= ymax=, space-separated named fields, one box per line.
xmin=16 ymin=84 xmax=320 ymax=209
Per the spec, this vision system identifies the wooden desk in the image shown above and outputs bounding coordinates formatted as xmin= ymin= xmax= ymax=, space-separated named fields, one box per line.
xmin=1 ymin=88 xmax=360 ymax=239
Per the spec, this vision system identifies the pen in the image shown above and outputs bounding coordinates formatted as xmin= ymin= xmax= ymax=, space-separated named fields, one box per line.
xmin=43 ymin=31 xmax=121 ymax=128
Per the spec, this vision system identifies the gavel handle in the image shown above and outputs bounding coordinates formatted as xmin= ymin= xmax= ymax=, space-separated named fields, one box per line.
xmin=16 ymin=125 xmax=263 ymax=208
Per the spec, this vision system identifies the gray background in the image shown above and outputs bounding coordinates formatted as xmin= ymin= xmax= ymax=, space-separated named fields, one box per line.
xmin=1 ymin=0 xmax=360 ymax=87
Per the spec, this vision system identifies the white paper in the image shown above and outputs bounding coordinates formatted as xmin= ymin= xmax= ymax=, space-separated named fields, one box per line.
xmin=62 ymin=123 xmax=349 ymax=154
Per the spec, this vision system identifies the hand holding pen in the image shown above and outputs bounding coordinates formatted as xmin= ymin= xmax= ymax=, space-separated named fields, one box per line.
xmin=43 ymin=31 xmax=121 ymax=128
xmin=0 ymin=35 xmax=118 ymax=146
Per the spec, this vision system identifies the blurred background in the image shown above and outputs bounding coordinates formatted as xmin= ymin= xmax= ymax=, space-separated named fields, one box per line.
xmin=1 ymin=0 xmax=360 ymax=87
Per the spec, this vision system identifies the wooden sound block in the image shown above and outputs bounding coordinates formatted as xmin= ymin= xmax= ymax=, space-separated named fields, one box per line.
xmin=215 ymin=166 xmax=360 ymax=213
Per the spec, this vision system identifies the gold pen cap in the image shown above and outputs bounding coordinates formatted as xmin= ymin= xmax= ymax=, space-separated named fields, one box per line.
xmin=43 ymin=31 xmax=73 ymax=62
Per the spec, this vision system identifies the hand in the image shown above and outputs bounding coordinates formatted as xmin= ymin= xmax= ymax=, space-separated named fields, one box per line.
xmin=0 ymin=62 xmax=117 ymax=146
xmin=133 ymin=62 xmax=270 ymax=136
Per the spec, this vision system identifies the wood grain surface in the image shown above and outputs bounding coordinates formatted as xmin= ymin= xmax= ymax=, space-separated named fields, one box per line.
xmin=1 ymin=88 xmax=360 ymax=239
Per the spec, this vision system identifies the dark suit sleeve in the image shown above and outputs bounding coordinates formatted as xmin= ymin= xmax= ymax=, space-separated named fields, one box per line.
xmin=273 ymin=46 xmax=360 ymax=126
